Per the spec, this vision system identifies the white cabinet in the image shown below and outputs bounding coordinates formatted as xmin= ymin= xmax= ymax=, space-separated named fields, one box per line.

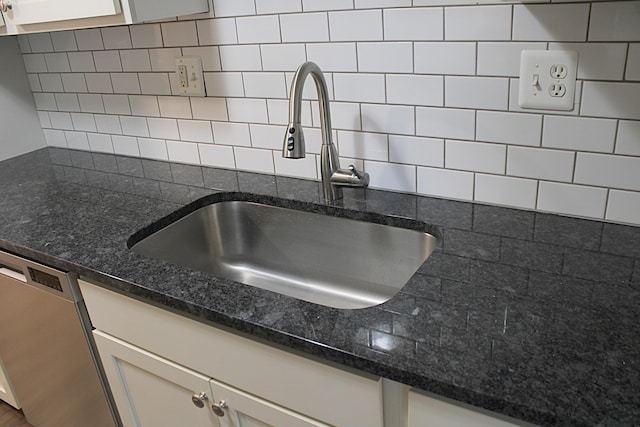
xmin=0 ymin=355 xmax=19 ymax=409
xmin=0 ymin=0 xmax=208 ymax=35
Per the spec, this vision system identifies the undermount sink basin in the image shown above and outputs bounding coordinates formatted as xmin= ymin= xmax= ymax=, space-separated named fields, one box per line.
xmin=129 ymin=196 xmax=438 ymax=309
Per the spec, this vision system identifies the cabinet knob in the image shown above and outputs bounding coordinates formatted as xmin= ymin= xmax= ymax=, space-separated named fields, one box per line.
xmin=191 ymin=392 xmax=208 ymax=408
xmin=211 ymin=400 xmax=228 ymax=417
xmin=0 ymin=1 xmax=12 ymax=12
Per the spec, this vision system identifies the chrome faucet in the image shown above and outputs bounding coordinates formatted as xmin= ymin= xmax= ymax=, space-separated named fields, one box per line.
xmin=283 ymin=61 xmax=369 ymax=201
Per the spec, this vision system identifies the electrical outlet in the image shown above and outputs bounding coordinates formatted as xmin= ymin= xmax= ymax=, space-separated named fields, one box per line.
xmin=518 ymin=50 xmax=578 ymax=111
xmin=174 ymin=56 xmax=206 ymax=97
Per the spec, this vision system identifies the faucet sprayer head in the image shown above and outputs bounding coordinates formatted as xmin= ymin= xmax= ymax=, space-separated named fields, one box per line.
xmin=283 ymin=122 xmax=306 ymax=159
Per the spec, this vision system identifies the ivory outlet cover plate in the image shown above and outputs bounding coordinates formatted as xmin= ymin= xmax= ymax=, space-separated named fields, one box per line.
xmin=175 ymin=56 xmax=206 ymax=97
xmin=518 ymin=50 xmax=578 ymax=111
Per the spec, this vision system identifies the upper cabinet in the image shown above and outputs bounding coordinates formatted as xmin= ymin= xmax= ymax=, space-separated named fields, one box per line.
xmin=0 ymin=0 xmax=209 ymax=35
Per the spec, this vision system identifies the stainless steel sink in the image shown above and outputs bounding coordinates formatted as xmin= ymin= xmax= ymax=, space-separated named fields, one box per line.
xmin=130 ymin=200 xmax=438 ymax=309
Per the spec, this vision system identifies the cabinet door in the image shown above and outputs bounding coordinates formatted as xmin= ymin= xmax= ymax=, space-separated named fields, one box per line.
xmin=4 ymin=0 xmax=121 ymax=25
xmin=93 ymin=331 xmax=220 ymax=427
xmin=208 ymin=378 xmax=330 ymax=427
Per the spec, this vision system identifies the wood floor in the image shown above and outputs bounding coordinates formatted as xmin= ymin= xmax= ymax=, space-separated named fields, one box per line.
xmin=0 ymin=400 xmax=31 ymax=427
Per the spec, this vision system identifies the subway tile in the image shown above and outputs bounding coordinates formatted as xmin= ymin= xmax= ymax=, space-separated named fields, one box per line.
xmin=86 ymin=74 xmax=114 ymax=94
xmin=103 ymin=95 xmax=131 ymax=115
xmin=445 ymin=76 xmax=508 ymax=110
xmin=549 ymin=43 xmax=627 ymax=81
xmin=616 ymin=121 xmax=640 ymax=156
xmin=249 ymin=124 xmax=284 ymax=150
xmin=383 ymin=7 xmax=443 ymax=41
xmin=212 ymin=122 xmax=251 ymax=146
xmin=130 ymin=24 xmax=163 ymax=48
xmin=588 ymin=1 xmax=640 ymax=41
xmin=33 ymin=93 xmax=57 ymax=111
xmin=329 ymin=10 xmax=382 ymax=42
xmin=16 ymin=35 xmax=32 ymax=54
xmin=445 ymin=5 xmax=511 ymax=41
xmin=138 ymin=73 xmax=172 ymax=96
xmin=236 ymin=15 xmax=281 ymax=44
xmin=337 ymin=131 xmax=388 ymax=161
xmin=476 ymin=111 xmax=541 ymax=147
xmin=628 ymin=44 xmax=640 ymax=81
xmin=101 ymin=27 xmax=131 ymax=50
xmin=281 ymin=12 xmax=329 ymax=43
xmin=537 ymin=181 xmax=607 ymax=219
xmin=542 ymin=116 xmax=616 ymax=153
xmin=234 ymin=147 xmax=275 ymax=174
xmin=199 ymin=144 xmax=236 ymax=169
xmin=262 ymin=44 xmax=307 ymax=72
xmin=51 ymin=31 xmax=78 ymax=52
xmin=137 ymin=138 xmax=168 ymax=161
xmin=243 ymin=72 xmax=287 ymax=99
xmin=43 ymin=129 xmax=68 ymax=147
xmin=417 ymin=167 xmax=474 ymax=201
xmin=40 ymin=74 xmax=64 ymax=92
xmin=507 ymin=146 xmax=574 ymax=182
xmin=38 ymin=112 xmax=51 ymax=128
xmin=475 ymin=174 xmax=538 ymax=209
xmin=178 ymin=120 xmax=214 ymax=143
xmin=266 ymin=99 xmax=310 ymax=126
xmin=111 ymin=73 xmax=141 ymax=94
xmin=158 ymin=96 xmax=192 ymax=119
xmin=23 ymin=54 xmax=48 ymax=73
xmin=365 ymin=161 xmax=416 ymax=193
xmin=44 ymin=53 xmax=71 ymax=72
xmin=191 ymin=98 xmax=228 ymax=121
xmin=358 ymin=42 xmax=412 ymax=73
xmin=28 ymin=75 xmax=42 ymax=92
xmin=87 ymin=133 xmax=114 ymax=153
xmin=148 ymin=118 xmax=180 ymax=140
xmin=478 ymin=43 xmax=545 ymax=77
xmin=75 ymin=29 xmax=104 ymax=51
xmin=55 ymin=93 xmax=81 ymax=112
xmin=61 ymin=73 xmax=87 ymax=93
xmin=203 ymin=73 xmax=245 ymax=97
xmin=28 ymin=33 xmax=54 ymax=53
xmin=581 ymin=82 xmax=640 ymax=120
xmin=574 ymin=153 xmax=640 ymax=192
xmin=273 ymin=154 xmax=318 ymax=180
xmin=416 ymin=107 xmax=475 ymax=140
xmin=93 ymin=51 xmax=123 ymax=72
xmin=167 ymin=141 xmax=200 ymax=164
xmin=356 ymin=0 xmax=410 ymax=7
xmin=513 ymin=3 xmax=589 ymax=41
xmin=389 ymin=135 xmax=444 ymax=167
xmin=129 ymin=95 xmax=160 ymax=117
xmin=197 ymin=18 xmax=238 ymax=46
xmin=606 ymin=190 xmax=640 ymax=225
xmin=256 ymin=0 xmax=301 ymax=14
xmin=361 ymin=104 xmax=414 ymax=135
xmin=333 ymin=73 xmax=385 ymax=103
xmin=120 ymin=116 xmax=149 ymax=137
xmin=327 ymin=102 xmax=360 ymax=130
xmin=303 ymin=0 xmax=353 ymax=11
xmin=68 ymin=52 xmax=96 ymax=72
xmin=305 ymin=43 xmax=356 ymax=72
xmin=65 ymin=131 xmax=90 ymax=150
xmin=161 ymin=21 xmax=198 ymax=47
xmin=95 ymin=115 xmax=122 ymax=134
xmin=227 ymin=98 xmax=269 ymax=124
xmin=219 ymin=45 xmax=262 ymax=71
xmin=386 ymin=74 xmax=443 ymax=107
xmin=120 ymin=50 xmax=151 ymax=72
xmin=149 ymin=48 xmax=182 ymax=72
xmin=71 ymin=113 xmax=97 ymax=132
xmin=415 ymin=42 xmax=475 ymax=75
xmin=446 ymin=140 xmax=505 ymax=174
xmin=211 ymin=0 xmax=255 ymax=17
xmin=49 ymin=112 xmax=74 ymax=130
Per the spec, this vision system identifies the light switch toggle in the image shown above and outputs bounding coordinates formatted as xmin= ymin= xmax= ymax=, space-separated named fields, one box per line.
xmin=531 ymin=74 xmax=540 ymax=88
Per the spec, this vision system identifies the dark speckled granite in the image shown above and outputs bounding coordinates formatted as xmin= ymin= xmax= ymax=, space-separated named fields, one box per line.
xmin=1 ymin=148 xmax=640 ymax=426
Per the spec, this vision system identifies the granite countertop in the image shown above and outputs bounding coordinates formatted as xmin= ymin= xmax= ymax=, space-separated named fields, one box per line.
xmin=1 ymin=148 xmax=639 ymax=426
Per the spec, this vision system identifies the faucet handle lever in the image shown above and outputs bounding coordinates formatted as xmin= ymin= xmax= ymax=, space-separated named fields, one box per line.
xmin=331 ymin=165 xmax=369 ymax=188
xmin=348 ymin=164 xmax=364 ymax=180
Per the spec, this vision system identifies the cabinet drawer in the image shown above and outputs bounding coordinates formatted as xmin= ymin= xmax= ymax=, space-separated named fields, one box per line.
xmin=81 ymin=280 xmax=383 ymax=427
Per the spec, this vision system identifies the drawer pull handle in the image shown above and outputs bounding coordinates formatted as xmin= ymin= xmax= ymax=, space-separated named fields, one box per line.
xmin=191 ymin=392 xmax=208 ymax=408
xmin=212 ymin=400 xmax=228 ymax=417
xmin=0 ymin=1 xmax=12 ymax=12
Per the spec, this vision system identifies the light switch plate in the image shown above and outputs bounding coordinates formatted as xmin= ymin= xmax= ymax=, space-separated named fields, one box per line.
xmin=174 ymin=56 xmax=206 ymax=97
xmin=518 ymin=50 xmax=578 ymax=111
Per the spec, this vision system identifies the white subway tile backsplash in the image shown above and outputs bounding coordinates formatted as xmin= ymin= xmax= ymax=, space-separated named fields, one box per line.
xmin=588 ymin=1 xmax=640 ymax=41
xmin=191 ymin=98 xmax=228 ymax=121
xmin=44 ymin=53 xmax=71 ymax=72
xmin=337 ymin=130 xmax=387 ymax=161
xmin=243 ymin=73 xmax=287 ymax=98
xmin=249 ymin=124 xmax=284 ymax=150
xmin=101 ymin=27 xmax=131 ymax=50
xmin=87 ymin=133 xmax=114 ymax=153
xmin=357 ymin=42 xmax=412 ymax=73
xmin=383 ymin=7 xmax=443 ymax=41
xmin=477 ymin=111 xmax=541 ymax=146
xmin=40 ymin=74 xmax=64 ymax=92
xmin=256 ymin=0 xmax=302 ymax=14
xmin=514 ymin=4 xmax=589 ymax=42
xmin=111 ymin=73 xmax=141 ymax=95
xmin=197 ymin=18 xmax=238 ymax=46
xmin=616 ymin=121 xmax=640 ymax=156
xmin=445 ymin=6 xmax=511 ymax=41
xmin=61 ymin=74 xmax=88 ymax=93
xmin=261 ymin=44 xmax=307 ymax=72
xmin=334 ymin=73 xmax=385 ymax=103
xmin=361 ymin=104 xmax=414 ymax=135
xmin=365 ymin=161 xmax=416 ymax=193
xmin=49 ymin=112 xmax=74 ymax=130
xmin=103 ymin=95 xmax=131 ymax=115
xmin=549 ymin=43 xmax=627 ymax=81
xmin=167 ymin=141 xmax=200 ymax=164
xmin=306 ymin=43 xmax=355 ymax=72
xmin=158 ymin=96 xmax=192 ymax=119
xmin=28 ymin=33 xmax=54 ymax=53
xmin=446 ymin=140 xmax=505 ymax=174
xmin=415 ymin=42 xmax=476 ymax=76
xmin=149 ymin=48 xmax=183 ymax=72
xmin=325 ymin=102 xmax=359 ymax=130
xmin=182 ymin=47 xmax=221 ymax=72
xmin=329 ymin=10 xmax=382 ymax=41
xmin=93 ymin=51 xmax=123 ymax=72
xmin=281 ymin=13 xmax=330 ymax=43
xmin=75 ymin=29 xmax=104 ymax=51
xmin=38 ymin=112 xmax=51 ymax=128
xmin=138 ymin=73 xmax=172 ymax=96
xmin=85 ymin=74 xmax=114 ymax=94
xmin=475 ymin=174 xmax=537 ymax=209
xmin=130 ymin=24 xmax=163 ymax=49
xmin=237 ymin=16 xmax=281 ymax=44
xmin=212 ymin=122 xmax=251 ymax=146
xmin=219 ymin=45 xmax=262 ymax=71
xmin=204 ymin=73 xmax=246 ymax=97
xmin=627 ymin=44 xmax=640 ymax=81
xmin=606 ymin=190 xmax=640 ymax=225
xmin=542 ymin=116 xmax=616 ymax=152
xmin=212 ymin=0 xmax=256 ymax=17
xmin=389 ymin=135 xmax=444 ymax=167
xmin=23 ymin=54 xmax=48 ymax=73
xmin=71 ymin=113 xmax=97 ymax=132
xmin=27 ymin=74 xmax=42 ymax=93
xmin=227 ymin=98 xmax=269 ymax=123
xmin=574 ymin=153 xmax=640 ymax=191
xmin=120 ymin=50 xmax=151 ymax=72
xmin=478 ymin=43 xmax=546 ymax=77
xmin=273 ymin=155 xmax=318 ymax=179
xmin=120 ymin=116 xmax=149 ymax=137
xmin=55 ymin=93 xmax=81 ymax=112
xmin=199 ymin=144 xmax=236 ymax=169
xmin=416 ymin=107 xmax=475 ymax=140
xmin=446 ymin=76 xmax=508 ymax=110
xmin=95 ymin=114 xmax=122 ymax=134
xmin=417 ymin=167 xmax=474 ymax=200
xmin=537 ymin=181 xmax=607 ymax=219
xmin=137 ymin=138 xmax=168 ymax=161
xmin=16 ymin=35 xmax=31 ymax=54
xmin=178 ymin=120 xmax=214 ymax=143
xmin=303 ymin=0 xmax=353 ymax=12
xmin=386 ymin=74 xmax=443 ymax=107
xmin=68 ymin=52 xmax=96 ymax=72
xmin=507 ymin=146 xmax=574 ymax=182
xmin=234 ymin=147 xmax=275 ymax=173
xmin=33 ymin=93 xmax=57 ymax=111
xmin=161 ymin=22 xmax=199 ymax=47
xmin=129 ymin=96 xmax=160 ymax=117
xmin=148 ymin=118 xmax=180 ymax=140
xmin=582 ymin=82 xmax=640 ymax=120
xmin=43 ymin=129 xmax=68 ymax=147
xmin=65 ymin=131 xmax=91 ymax=150
xmin=51 ymin=31 xmax=77 ymax=52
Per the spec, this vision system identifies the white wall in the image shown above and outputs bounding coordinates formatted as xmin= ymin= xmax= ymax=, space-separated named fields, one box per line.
xmin=0 ymin=36 xmax=45 ymax=161
xmin=17 ymin=0 xmax=640 ymax=225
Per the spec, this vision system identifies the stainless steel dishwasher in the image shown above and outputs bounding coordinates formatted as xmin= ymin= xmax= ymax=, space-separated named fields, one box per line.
xmin=0 ymin=249 xmax=119 ymax=427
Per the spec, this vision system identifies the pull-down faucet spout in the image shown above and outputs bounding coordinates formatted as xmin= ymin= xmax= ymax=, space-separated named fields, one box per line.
xmin=283 ymin=61 xmax=369 ymax=201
